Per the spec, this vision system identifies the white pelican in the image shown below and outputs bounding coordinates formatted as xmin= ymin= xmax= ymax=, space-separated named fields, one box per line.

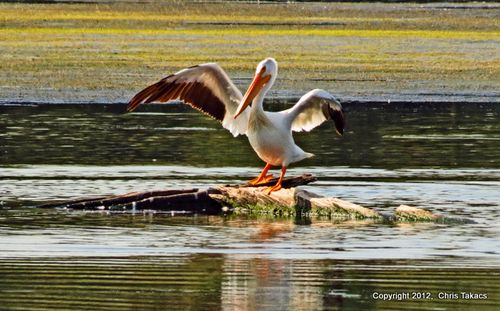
xmin=127 ymin=58 xmax=345 ymax=194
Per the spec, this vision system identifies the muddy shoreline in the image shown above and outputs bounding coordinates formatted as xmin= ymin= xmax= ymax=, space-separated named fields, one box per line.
xmin=1 ymin=87 xmax=499 ymax=107
xmin=1 ymin=96 xmax=498 ymax=107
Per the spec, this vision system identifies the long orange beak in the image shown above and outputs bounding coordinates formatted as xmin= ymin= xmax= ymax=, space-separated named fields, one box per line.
xmin=234 ymin=68 xmax=271 ymax=119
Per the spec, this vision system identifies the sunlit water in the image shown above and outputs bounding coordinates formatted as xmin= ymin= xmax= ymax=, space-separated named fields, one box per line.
xmin=0 ymin=102 xmax=499 ymax=310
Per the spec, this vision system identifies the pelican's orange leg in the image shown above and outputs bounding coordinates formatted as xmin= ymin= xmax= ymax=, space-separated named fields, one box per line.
xmin=265 ymin=166 xmax=287 ymax=194
xmin=248 ymin=163 xmax=274 ymax=185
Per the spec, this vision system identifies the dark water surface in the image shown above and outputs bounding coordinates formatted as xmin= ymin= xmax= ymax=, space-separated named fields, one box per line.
xmin=0 ymin=102 xmax=499 ymax=310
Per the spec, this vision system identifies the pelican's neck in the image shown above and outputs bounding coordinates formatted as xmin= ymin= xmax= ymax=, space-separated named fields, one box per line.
xmin=251 ymin=78 xmax=273 ymax=115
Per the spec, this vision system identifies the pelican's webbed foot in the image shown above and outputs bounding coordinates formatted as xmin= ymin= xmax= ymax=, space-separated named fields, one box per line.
xmin=249 ymin=174 xmax=274 ymax=186
xmin=264 ymin=166 xmax=287 ymax=195
xmin=265 ymin=182 xmax=282 ymax=194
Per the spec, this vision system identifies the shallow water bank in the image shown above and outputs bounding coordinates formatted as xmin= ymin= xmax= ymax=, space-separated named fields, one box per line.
xmin=1 ymin=1 xmax=498 ymax=104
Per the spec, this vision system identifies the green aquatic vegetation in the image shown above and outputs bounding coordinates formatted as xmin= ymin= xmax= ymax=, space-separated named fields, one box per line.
xmin=0 ymin=1 xmax=498 ymax=101
xmin=3 ymin=26 xmax=499 ymax=40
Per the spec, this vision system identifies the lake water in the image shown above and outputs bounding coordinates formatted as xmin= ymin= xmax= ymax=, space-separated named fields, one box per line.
xmin=0 ymin=102 xmax=499 ymax=310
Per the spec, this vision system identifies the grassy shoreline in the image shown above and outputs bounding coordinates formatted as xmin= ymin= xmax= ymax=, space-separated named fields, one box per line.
xmin=0 ymin=1 xmax=498 ymax=103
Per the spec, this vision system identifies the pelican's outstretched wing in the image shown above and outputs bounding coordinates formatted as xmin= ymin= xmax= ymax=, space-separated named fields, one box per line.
xmin=283 ymin=89 xmax=345 ymax=135
xmin=127 ymin=63 xmax=249 ymax=136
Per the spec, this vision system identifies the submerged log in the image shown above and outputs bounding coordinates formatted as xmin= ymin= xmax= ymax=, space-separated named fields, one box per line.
xmin=36 ymin=175 xmax=467 ymax=222
xmin=213 ymin=187 xmax=380 ymax=219
xmin=38 ymin=175 xmax=319 ymax=215
xmin=394 ymin=204 xmax=474 ymax=224
xmin=295 ymin=190 xmax=380 ymax=219
xmin=395 ymin=205 xmax=440 ymax=222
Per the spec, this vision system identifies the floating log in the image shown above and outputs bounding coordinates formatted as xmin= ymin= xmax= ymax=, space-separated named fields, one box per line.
xmin=36 ymin=175 xmax=468 ymax=222
xmin=116 ymin=190 xmax=221 ymax=214
xmin=38 ymin=189 xmax=201 ymax=210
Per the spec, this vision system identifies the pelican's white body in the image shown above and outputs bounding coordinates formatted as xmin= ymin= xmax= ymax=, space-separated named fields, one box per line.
xmin=247 ymin=108 xmax=313 ymax=167
xmin=236 ymin=58 xmax=324 ymax=168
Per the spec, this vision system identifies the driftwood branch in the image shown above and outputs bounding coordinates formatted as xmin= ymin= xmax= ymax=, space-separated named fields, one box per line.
xmin=241 ymin=174 xmax=317 ymax=188
xmin=36 ymin=175 xmax=467 ymax=222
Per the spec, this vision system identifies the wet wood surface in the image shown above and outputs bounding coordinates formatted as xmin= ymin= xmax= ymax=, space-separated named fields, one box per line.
xmin=37 ymin=174 xmax=466 ymax=222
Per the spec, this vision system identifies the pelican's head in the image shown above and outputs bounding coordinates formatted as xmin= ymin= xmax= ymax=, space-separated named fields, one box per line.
xmin=256 ymin=58 xmax=278 ymax=81
xmin=234 ymin=58 xmax=278 ymax=119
